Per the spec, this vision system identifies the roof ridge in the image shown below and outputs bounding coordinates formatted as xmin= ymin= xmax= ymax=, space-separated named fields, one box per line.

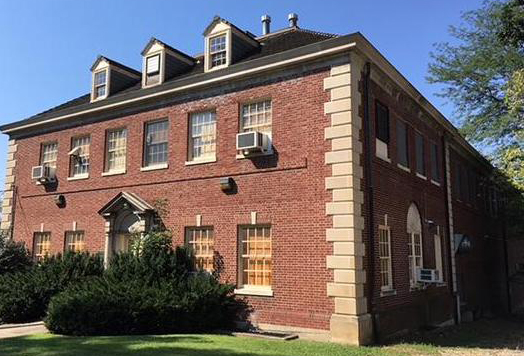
xmin=256 ymin=27 xmax=338 ymax=41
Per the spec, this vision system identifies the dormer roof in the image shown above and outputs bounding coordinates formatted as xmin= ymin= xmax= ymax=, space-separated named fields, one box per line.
xmin=140 ymin=37 xmax=194 ymax=63
xmin=90 ymin=55 xmax=141 ymax=76
xmin=203 ymin=16 xmax=259 ymax=46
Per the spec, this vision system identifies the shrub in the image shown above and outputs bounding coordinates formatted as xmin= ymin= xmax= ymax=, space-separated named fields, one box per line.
xmin=45 ymin=273 xmax=247 ymax=336
xmin=0 ymin=232 xmax=32 ymax=275
xmin=0 ymin=252 xmax=103 ymax=323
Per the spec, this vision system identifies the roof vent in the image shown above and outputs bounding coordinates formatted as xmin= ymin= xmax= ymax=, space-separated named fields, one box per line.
xmin=261 ymin=15 xmax=271 ymax=35
xmin=288 ymin=13 xmax=298 ymax=28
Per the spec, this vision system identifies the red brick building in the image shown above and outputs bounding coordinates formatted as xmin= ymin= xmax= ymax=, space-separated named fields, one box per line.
xmin=0 ymin=15 xmax=514 ymax=344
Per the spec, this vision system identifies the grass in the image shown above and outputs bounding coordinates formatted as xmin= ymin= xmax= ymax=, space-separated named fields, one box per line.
xmin=1 ymin=318 xmax=523 ymax=356
xmin=0 ymin=333 xmax=435 ymax=356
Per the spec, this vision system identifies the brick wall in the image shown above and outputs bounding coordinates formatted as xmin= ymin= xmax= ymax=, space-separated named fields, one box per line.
xmin=11 ymin=69 xmax=335 ymax=330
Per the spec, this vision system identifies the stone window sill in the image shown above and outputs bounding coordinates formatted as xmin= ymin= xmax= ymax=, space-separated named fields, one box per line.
xmin=416 ymin=173 xmax=427 ymax=180
xmin=102 ymin=170 xmax=126 ymax=177
xmin=236 ymin=150 xmax=274 ymax=160
xmin=376 ymin=154 xmax=391 ymax=163
xmin=380 ymin=289 xmax=397 ymax=297
xmin=397 ymin=163 xmax=411 ymax=173
xmin=234 ymin=287 xmax=274 ymax=297
xmin=67 ymin=174 xmax=89 ymax=181
xmin=140 ymin=163 xmax=168 ymax=172
xmin=185 ymin=157 xmax=217 ymax=166
xmin=431 ymin=179 xmax=441 ymax=187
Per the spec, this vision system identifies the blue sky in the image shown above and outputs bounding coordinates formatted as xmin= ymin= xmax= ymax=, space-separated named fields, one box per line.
xmin=0 ymin=0 xmax=484 ymax=188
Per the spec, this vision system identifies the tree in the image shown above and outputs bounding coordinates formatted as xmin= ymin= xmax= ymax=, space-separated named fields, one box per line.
xmin=427 ymin=0 xmax=524 ymax=190
xmin=0 ymin=230 xmax=32 ymax=275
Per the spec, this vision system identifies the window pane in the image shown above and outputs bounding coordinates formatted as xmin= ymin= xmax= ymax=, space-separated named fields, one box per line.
xmin=378 ymin=226 xmax=393 ymax=290
xmin=96 ymin=85 xmax=106 ymax=98
xmin=146 ymin=54 xmax=160 ymax=74
xmin=94 ymin=71 xmax=106 ymax=85
xmin=415 ymin=133 xmax=425 ymax=175
xmin=210 ymin=35 xmax=226 ymax=53
xmin=41 ymin=142 xmax=58 ymax=169
xmin=375 ymin=102 xmax=389 ymax=143
xmin=71 ymin=136 xmax=90 ymax=177
xmin=106 ymin=129 xmax=127 ymax=172
xmin=396 ymin=121 xmax=408 ymax=167
xmin=33 ymin=232 xmax=51 ymax=261
xmin=65 ymin=231 xmax=85 ymax=253
xmin=145 ymin=120 xmax=168 ymax=166
xmin=189 ymin=112 xmax=216 ymax=160
xmin=241 ymin=100 xmax=272 ymax=136
xmin=186 ymin=227 xmax=214 ymax=272
xmin=239 ymin=226 xmax=272 ymax=288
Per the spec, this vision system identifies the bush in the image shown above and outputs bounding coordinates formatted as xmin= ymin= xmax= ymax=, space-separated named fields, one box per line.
xmin=0 ymin=252 xmax=103 ymax=323
xmin=0 ymin=232 xmax=32 ymax=275
xmin=45 ymin=273 xmax=246 ymax=336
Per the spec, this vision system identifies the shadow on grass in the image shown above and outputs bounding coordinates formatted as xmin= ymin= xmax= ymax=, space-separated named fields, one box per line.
xmin=391 ymin=317 xmax=524 ymax=351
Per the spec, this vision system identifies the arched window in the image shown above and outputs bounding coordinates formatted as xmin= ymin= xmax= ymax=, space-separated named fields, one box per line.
xmin=407 ymin=203 xmax=423 ymax=287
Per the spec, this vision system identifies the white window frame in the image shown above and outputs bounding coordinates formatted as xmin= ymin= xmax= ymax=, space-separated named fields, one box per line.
xmin=379 ymin=225 xmax=394 ymax=293
xmin=104 ymin=128 xmax=127 ymax=174
xmin=92 ymin=69 xmax=108 ymax=101
xmin=187 ymin=111 xmax=217 ymax=164
xmin=205 ymin=29 xmax=232 ymax=72
xmin=237 ymin=99 xmax=273 ymax=158
xmin=33 ymin=232 xmax=51 ymax=261
xmin=40 ymin=141 xmax=58 ymax=169
xmin=408 ymin=232 xmax=423 ymax=288
xmin=185 ymin=227 xmax=214 ymax=272
xmin=143 ymin=119 xmax=169 ymax=169
xmin=143 ymin=52 xmax=164 ymax=87
xmin=235 ymin=225 xmax=273 ymax=297
xmin=434 ymin=232 xmax=444 ymax=283
xmin=64 ymin=231 xmax=85 ymax=253
xmin=69 ymin=135 xmax=90 ymax=179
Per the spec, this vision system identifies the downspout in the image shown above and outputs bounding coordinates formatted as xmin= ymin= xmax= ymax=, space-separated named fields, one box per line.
xmin=443 ymin=136 xmax=460 ymax=324
xmin=362 ymin=61 xmax=378 ymax=341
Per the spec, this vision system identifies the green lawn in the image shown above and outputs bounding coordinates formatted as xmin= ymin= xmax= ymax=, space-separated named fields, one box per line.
xmin=0 ymin=333 xmax=434 ymax=356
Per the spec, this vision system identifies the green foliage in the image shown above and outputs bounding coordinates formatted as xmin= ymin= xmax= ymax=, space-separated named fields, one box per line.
xmin=0 ymin=252 xmax=103 ymax=323
xmin=45 ymin=273 xmax=244 ymax=336
xmin=0 ymin=232 xmax=32 ymax=275
xmin=499 ymin=0 xmax=524 ymax=47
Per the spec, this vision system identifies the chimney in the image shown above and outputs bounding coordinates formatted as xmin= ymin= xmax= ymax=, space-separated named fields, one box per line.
xmin=288 ymin=13 xmax=298 ymax=28
xmin=261 ymin=15 xmax=271 ymax=35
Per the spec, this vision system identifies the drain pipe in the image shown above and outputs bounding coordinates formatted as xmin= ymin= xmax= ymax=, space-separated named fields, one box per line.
xmin=362 ymin=61 xmax=378 ymax=342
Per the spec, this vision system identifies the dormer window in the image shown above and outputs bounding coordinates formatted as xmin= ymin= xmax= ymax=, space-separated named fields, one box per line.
xmin=93 ymin=70 xmax=107 ymax=100
xmin=145 ymin=54 xmax=161 ymax=86
xmin=209 ymin=35 xmax=227 ymax=68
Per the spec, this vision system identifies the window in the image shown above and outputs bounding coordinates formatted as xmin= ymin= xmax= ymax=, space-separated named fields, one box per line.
xmin=70 ymin=136 xmax=90 ymax=177
xmin=415 ymin=132 xmax=425 ymax=176
xmin=430 ymin=142 xmax=440 ymax=182
xmin=379 ymin=225 xmax=393 ymax=292
xmin=40 ymin=142 xmax=58 ymax=169
xmin=145 ymin=54 xmax=161 ymax=86
xmin=209 ymin=35 xmax=227 ymax=68
xmin=93 ymin=70 xmax=107 ymax=99
xmin=188 ymin=112 xmax=216 ymax=162
xmin=144 ymin=120 xmax=169 ymax=167
xmin=33 ymin=232 xmax=51 ymax=261
xmin=408 ymin=232 xmax=423 ymax=287
xmin=238 ymin=226 xmax=272 ymax=289
xmin=241 ymin=100 xmax=272 ymax=135
xmin=434 ymin=232 xmax=443 ymax=282
xmin=186 ymin=227 xmax=214 ymax=272
xmin=105 ymin=128 xmax=127 ymax=173
xmin=375 ymin=101 xmax=390 ymax=144
xmin=64 ymin=231 xmax=85 ymax=253
xmin=396 ymin=121 xmax=409 ymax=168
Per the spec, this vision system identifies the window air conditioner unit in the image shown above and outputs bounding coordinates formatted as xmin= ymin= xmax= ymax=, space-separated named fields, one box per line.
xmin=32 ymin=165 xmax=55 ymax=184
xmin=236 ymin=131 xmax=269 ymax=155
xmin=416 ymin=268 xmax=440 ymax=283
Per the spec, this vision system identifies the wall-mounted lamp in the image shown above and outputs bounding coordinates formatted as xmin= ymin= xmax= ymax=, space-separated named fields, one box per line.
xmin=220 ymin=177 xmax=235 ymax=192
xmin=54 ymin=194 xmax=65 ymax=207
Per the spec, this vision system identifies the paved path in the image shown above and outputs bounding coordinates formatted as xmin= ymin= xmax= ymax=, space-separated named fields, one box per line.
xmin=0 ymin=322 xmax=47 ymax=339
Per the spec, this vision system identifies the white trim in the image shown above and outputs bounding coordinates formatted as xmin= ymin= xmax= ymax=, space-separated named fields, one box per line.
xmin=101 ymin=169 xmax=126 ymax=177
xmin=3 ymin=43 xmax=356 ymax=133
xmin=142 ymin=50 xmax=165 ymax=88
xmin=234 ymin=287 xmax=273 ymax=297
xmin=185 ymin=157 xmax=217 ymax=166
xmin=415 ymin=172 xmax=427 ymax=180
xmin=397 ymin=163 xmax=410 ymax=172
xmin=140 ymin=163 xmax=168 ymax=172
xmin=431 ymin=179 xmax=441 ymax=187
xmin=67 ymin=174 xmax=89 ymax=181
xmin=91 ymin=68 xmax=109 ymax=102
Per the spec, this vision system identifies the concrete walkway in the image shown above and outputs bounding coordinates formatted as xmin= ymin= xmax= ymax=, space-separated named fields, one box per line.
xmin=0 ymin=322 xmax=47 ymax=339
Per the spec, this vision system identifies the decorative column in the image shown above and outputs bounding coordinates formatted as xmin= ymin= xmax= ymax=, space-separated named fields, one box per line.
xmin=324 ymin=53 xmax=372 ymax=345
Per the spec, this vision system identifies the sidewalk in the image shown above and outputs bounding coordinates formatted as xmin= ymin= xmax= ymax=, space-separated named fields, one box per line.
xmin=0 ymin=322 xmax=47 ymax=339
